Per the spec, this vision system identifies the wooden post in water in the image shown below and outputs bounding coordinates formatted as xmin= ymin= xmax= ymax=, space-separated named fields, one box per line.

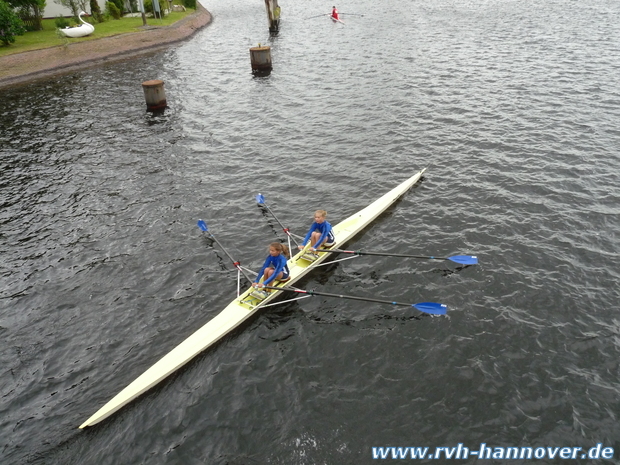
xmin=249 ymin=45 xmax=272 ymax=75
xmin=137 ymin=0 xmax=147 ymax=26
xmin=141 ymin=80 xmax=167 ymax=110
xmin=264 ymin=0 xmax=280 ymax=34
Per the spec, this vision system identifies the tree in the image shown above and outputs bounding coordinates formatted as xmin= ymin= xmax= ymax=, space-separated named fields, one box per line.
xmin=53 ymin=0 xmax=88 ymax=18
xmin=109 ymin=0 xmax=122 ymax=15
xmin=89 ymin=0 xmax=102 ymax=22
xmin=105 ymin=0 xmax=120 ymax=19
xmin=8 ymin=0 xmax=46 ymax=31
xmin=0 ymin=0 xmax=26 ymax=45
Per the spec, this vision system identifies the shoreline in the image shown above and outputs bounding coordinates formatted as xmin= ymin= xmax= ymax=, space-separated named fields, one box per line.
xmin=0 ymin=4 xmax=212 ymax=90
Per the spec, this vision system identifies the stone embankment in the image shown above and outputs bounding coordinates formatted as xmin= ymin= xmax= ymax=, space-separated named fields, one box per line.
xmin=0 ymin=5 xmax=211 ymax=89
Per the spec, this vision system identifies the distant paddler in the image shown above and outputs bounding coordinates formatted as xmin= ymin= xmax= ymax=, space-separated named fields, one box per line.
xmin=305 ymin=7 xmax=349 ymax=22
xmin=331 ymin=6 xmax=340 ymax=21
xmin=330 ymin=6 xmax=345 ymax=24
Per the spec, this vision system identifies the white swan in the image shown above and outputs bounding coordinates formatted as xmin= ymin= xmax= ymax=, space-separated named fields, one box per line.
xmin=60 ymin=11 xmax=95 ymax=38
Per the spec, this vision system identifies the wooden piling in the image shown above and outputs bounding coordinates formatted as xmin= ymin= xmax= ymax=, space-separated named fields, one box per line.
xmin=264 ymin=0 xmax=280 ymax=33
xmin=249 ymin=46 xmax=272 ymax=74
xmin=141 ymin=79 xmax=167 ymax=110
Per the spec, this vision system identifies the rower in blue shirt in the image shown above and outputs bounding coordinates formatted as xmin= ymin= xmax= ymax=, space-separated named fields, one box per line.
xmin=298 ymin=210 xmax=336 ymax=254
xmin=253 ymin=242 xmax=290 ymax=289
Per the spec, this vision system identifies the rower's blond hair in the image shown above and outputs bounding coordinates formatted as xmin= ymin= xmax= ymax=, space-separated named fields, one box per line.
xmin=314 ymin=210 xmax=327 ymax=218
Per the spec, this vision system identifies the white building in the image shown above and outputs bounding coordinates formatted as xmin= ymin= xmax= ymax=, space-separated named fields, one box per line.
xmin=42 ymin=0 xmax=117 ymax=18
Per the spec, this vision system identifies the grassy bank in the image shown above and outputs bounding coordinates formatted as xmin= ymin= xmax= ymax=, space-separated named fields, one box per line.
xmin=0 ymin=10 xmax=194 ymax=58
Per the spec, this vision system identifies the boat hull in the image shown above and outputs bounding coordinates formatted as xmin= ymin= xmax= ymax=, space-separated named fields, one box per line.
xmin=79 ymin=168 xmax=426 ymax=428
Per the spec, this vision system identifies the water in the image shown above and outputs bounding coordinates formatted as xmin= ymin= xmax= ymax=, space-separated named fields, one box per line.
xmin=2 ymin=0 xmax=620 ymax=463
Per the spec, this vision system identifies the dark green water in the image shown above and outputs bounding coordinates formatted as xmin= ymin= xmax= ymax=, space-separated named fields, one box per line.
xmin=1 ymin=0 xmax=620 ymax=463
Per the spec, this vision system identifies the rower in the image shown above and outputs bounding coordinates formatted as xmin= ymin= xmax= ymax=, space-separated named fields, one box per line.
xmin=298 ymin=209 xmax=335 ymax=261
xmin=331 ymin=6 xmax=339 ymax=20
xmin=251 ymin=242 xmax=291 ymax=299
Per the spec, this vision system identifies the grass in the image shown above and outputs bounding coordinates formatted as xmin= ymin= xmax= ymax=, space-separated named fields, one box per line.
xmin=0 ymin=9 xmax=194 ymax=57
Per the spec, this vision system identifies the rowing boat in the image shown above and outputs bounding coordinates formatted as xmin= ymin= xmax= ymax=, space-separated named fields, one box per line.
xmin=79 ymin=168 xmax=427 ymax=428
xmin=79 ymin=169 xmax=426 ymax=427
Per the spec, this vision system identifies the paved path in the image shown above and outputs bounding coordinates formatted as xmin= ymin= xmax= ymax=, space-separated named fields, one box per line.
xmin=0 ymin=5 xmax=212 ymax=89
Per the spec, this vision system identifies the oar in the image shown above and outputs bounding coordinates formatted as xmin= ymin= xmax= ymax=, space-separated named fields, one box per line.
xmin=313 ymin=248 xmax=478 ymax=265
xmin=305 ymin=13 xmax=329 ymax=19
xmin=255 ymin=194 xmax=301 ymax=248
xmin=339 ymin=13 xmax=365 ymax=16
xmin=262 ymin=286 xmax=447 ymax=315
xmin=197 ymin=220 xmax=253 ymax=284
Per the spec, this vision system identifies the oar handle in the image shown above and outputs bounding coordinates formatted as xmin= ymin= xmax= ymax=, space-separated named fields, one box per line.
xmin=263 ymin=286 xmax=447 ymax=315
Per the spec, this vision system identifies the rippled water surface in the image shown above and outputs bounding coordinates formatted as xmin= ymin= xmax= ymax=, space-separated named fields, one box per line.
xmin=2 ymin=0 xmax=620 ymax=463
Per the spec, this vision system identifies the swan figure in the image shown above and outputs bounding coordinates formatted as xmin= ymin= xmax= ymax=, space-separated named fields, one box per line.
xmin=59 ymin=11 xmax=95 ymax=38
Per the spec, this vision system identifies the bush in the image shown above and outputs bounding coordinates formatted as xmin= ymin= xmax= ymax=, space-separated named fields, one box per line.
xmin=54 ymin=14 xmax=70 ymax=28
xmin=90 ymin=0 xmax=104 ymax=23
xmin=15 ymin=0 xmax=45 ymax=31
xmin=143 ymin=0 xmax=166 ymax=18
xmin=183 ymin=0 xmax=195 ymax=9
xmin=144 ymin=0 xmax=165 ymax=18
xmin=110 ymin=0 xmax=123 ymax=15
xmin=105 ymin=0 xmax=121 ymax=19
xmin=0 ymin=0 xmax=26 ymax=45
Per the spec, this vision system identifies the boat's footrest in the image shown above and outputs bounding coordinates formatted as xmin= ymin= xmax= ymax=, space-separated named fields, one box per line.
xmin=250 ymin=289 xmax=269 ymax=300
xmin=300 ymin=253 xmax=319 ymax=262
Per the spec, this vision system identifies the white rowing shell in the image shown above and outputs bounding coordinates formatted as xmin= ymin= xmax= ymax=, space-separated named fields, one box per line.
xmin=79 ymin=167 xmax=427 ymax=428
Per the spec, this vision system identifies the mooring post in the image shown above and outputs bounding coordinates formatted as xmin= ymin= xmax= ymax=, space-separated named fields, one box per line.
xmin=141 ymin=80 xmax=167 ymax=110
xmin=137 ymin=0 xmax=147 ymax=26
xmin=249 ymin=45 xmax=272 ymax=75
xmin=264 ymin=0 xmax=280 ymax=33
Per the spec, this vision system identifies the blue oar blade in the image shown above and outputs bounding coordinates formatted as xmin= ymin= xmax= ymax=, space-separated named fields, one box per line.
xmin=448 ymin=255 xmax=478 ymax=265
xmin=255 ymin=193 xmax=265 ymax=204
xmin=413 ymin=302 xmax=448 ymax=315
xmin=197 ymin=219 xmax=208 ymax=232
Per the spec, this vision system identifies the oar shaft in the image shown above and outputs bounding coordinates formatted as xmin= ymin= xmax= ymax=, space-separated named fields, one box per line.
xmin=213 ymin=236 xmax=253 ymax=283
xmin=315 ymin=248 xmax=478 ymax=264
xmin=207 ymin=233 xmax=237 ymax=265
xmin=198 ymin=221 xmax=253 ymax=283
xmin=266 ymin=206 xmax=301 ymax=247
xmin=319 ymin=248 xmax=447 ymax=260
xmin=256 ymin=195 xmax=301 ymax=247
xmin=263 ymin=286 xmax=447 ymax=315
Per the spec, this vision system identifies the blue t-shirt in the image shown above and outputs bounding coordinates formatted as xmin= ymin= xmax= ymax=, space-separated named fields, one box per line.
xmin=255 ymin=254 xmax=289 ymax=286
xmin=302 ymin=221 xmax=334 ymax=248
